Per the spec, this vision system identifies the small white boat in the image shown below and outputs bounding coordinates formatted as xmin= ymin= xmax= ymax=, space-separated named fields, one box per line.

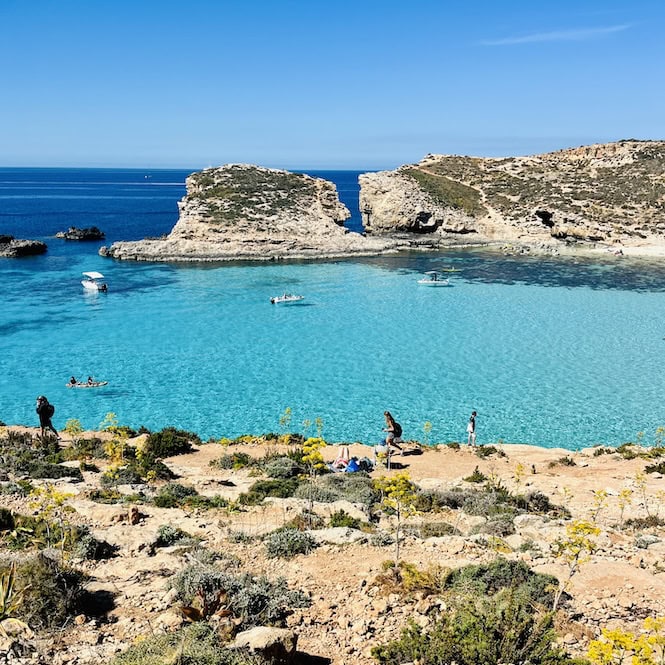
xmin=270 ymin=293 xmax=304 ymax=304
xmin=81 ymin=271 xmax=108 ymax=292
xmin=417 ymin=271 xmax=450 ymax=287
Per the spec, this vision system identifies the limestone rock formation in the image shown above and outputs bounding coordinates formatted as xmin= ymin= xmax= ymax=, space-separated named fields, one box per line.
xmin=101 ymin=164 xmax=402 ymax=262
xmin=56 ymin=226 xmax=105 ymax=240
xmin=0 ymin=236 xmax=47 ymax=257
xmin=360 ymin=140 xmax=665 ymax=251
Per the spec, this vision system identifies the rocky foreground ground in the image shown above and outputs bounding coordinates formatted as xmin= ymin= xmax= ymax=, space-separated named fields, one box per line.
xmin=1 ymin=429 xmax=665 ymax=665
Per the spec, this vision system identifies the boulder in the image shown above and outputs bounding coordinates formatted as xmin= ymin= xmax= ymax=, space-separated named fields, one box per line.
xmin=230 ymin=626 xmax=297 ymax=664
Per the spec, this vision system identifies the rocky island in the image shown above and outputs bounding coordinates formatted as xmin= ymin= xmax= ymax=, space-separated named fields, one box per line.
xmin=100 ymin=141 xmax=665 ymax=263
xmin=0 ymin=235 xmax=47 ymax=258
xmin=100 ymin=165 xmax=404 ymax=262
xmin=56 ymin=226 xmax=105 ymax=241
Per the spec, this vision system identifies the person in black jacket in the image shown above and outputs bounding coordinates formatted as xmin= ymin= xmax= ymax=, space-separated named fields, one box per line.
xmin=36 ymin=395 xmax=60 ymax=440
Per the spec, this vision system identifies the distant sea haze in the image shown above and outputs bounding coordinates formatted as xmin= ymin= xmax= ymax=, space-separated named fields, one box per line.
xmin=2 ymin=168 xmax=665 ymax=449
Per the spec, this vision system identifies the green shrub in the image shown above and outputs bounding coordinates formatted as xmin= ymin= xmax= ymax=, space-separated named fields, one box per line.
xmin=73 ymin=532 xmax=118 ymax=560
xmin=238 ymin=478 xmax=300 ymax=505
xmin=329 ymin=510 xmax=362 ymax=529
xmin=625 ymin=515 xmax=665 ymax=529
xmin=62 ymin=436 xmax=107 ymax=461
xmin=475 ymin=445 xmax=506 ymax=459
xmin=0 ymin=554 xmax=87 ymax=630
xmin=169 ymin=562 xmax=309 ymax=629
xmin=154 ymin=524 xmax=199 ymax=548
xmin=445 ymin=442 xmax=460 ymax=450
xmin=403 ymin=522 xmax=459 ymax=538
xmin=110 ymin=622 xmax=266 ymax=665
xmin=548 ymin=456 xmax=576 ymax=468
xmin=212 ymin=452 xmax=254 ymax=470
xmin=443 ymin=558 xmax=558 ymax=607
xmin=294 ymin=473 xmax=379 ymax=507
xmin=264 ymin=528 xmax=317 ymax=558
xmin=645 ymin=460 xmax=665 ymax=474
xmin=372 ymin=589 xmax=575 ymax=665
xmin=262 ymin=456 xmax=303 ymax=478
xmin=0 ymin=511 xmax=91 ymax=552
xmin=463 ymin=466 xmax=487 ymax=483
xmin=100 ymin=465 xmax=144 ymax=487
xmin=616 ymin=443 xmax=640 ymax=459
xmin=145 ymin=427 xmax=200 ymax=458
xmin=153 ymin=482 xmax=199 ymax=508
xmin=470 ymin=514 xmax=515 ymax=537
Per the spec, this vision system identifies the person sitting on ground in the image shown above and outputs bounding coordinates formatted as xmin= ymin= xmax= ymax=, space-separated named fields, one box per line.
xmin=382 ymin=411 xmax=403 ymax=452
xmin=36 ymin=395 xmax=60 ymax=441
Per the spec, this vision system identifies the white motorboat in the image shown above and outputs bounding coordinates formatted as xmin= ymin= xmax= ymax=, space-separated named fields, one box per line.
xmin=417 ymin=270 xmax=450 ymax=287
xmin=270 ymin=293 xmax=304 ymax=304
xmin=81 ymin=271 xmax=108 ymax=292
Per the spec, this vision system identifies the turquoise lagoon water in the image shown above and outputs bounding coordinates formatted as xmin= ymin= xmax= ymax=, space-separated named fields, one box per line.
xmin=2 ymin=169 xmax=665 ymax=449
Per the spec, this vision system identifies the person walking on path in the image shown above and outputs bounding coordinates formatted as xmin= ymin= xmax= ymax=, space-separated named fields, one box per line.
xmin=383 ymin=411 xmax=403 ymax=453
xmin=36 ymin=395 xmax=60 ymax=441
xmin=466 ymin=411 xmax=477 ymax=446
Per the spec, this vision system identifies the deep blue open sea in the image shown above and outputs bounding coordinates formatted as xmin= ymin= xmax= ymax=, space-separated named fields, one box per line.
xmin=2 ymin=167 xmax=665 ymax=449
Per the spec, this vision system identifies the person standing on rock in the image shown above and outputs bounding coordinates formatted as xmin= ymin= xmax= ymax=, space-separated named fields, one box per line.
xmin=466 ymin=411 xmax=477 ymax=446
xmin=36 ymin=395 xmax=60 ymax=441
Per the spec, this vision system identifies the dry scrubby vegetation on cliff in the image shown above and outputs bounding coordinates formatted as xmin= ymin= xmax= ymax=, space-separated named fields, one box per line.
xmin=188 ymin=166 xmax=318 ymax=225
xmin=404 ymin=140 xmax=665 ymax=236
xmin=2 ymin=421 xmax=665 ymax=664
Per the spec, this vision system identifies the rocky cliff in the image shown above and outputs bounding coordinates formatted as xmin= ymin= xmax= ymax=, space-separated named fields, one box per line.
xmin=101 ymin=164 xmax=401 ymax=262
xmin=360 ymin=140 xmax=665 ymax=252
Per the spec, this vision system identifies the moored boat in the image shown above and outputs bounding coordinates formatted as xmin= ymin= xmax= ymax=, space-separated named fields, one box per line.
xmin=81 ymin=271 xmax=108 ymax=292
xmin=270 ymin=293 xmax=304 ymax=304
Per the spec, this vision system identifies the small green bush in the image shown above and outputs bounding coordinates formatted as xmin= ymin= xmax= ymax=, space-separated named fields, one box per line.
xmin=470 ymin=514 xmax=515 ymax=537
xmin=262 ymin=456 xmax=303 ymax=478
xmin=0 ymin=554 xmax=87 ymax=630
xmin=169 ymin=562 xmax=310 ymax=629
xmin=443 ymin=558 xmax=558 ymax=607
xmin=625 ymin=515 xmax=665 ymax=529
xmin=154 ymin=524 xmax=199 ymax=548
xmin=294 ymin=473 xmax=379 ymax=507
xmin=463 ymin=466 xmax=487 ymax=483
xmin=548 ymin=456 xmax=576 ymax=468
xmin=264 ymin=528 xmax=317 ymax=558
xmin=238 ymin=478 xmax=300 ymax=505
xmin=329 ymin=510 xmax=362 ymax=529
xmin=99 ymin=465 xmax=144 ymax=487
xmin=145 ymin=427 xmax=200 ymax=458
xmin=153 ymin=482 xmax=199 ymax=508
xmin=110 ymin=622 xmax=266 ymax=665
xmin=475 ymin=445 xmax=506 ymax=459
xmin=212 ymin=452 xmax=254 ymax=470
xmin=372 ymin=589 xmax=575 ymax=665
xmin=403 ymin=521 xmax=459 ymax=538
xmin=645 ymin=460 xmax=665 ymax=474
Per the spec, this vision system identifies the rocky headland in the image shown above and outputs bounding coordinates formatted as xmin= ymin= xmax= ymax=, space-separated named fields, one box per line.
xmin=100 ymin=141 xmax=665 ymax=264
xmin=360 ymin=139 xmax=665 ymax=256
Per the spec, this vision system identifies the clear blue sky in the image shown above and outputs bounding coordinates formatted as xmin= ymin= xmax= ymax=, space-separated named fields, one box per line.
xmin=1 ymin=0 xmax=662 ymax=169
